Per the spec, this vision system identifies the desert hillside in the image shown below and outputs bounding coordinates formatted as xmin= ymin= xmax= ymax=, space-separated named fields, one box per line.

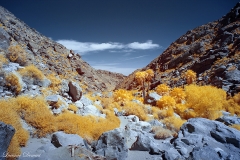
xmin=117 ymin=2 xmax=240 ymax=96
xmin=0 ymin=3 xmax=240 ymax=160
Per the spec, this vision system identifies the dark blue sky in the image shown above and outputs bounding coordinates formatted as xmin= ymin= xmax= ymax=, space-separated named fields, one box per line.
xmin=0 ymin=0 xmax=239 ymax=75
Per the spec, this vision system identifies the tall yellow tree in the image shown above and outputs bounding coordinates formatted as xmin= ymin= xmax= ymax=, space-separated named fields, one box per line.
xmin=135 ymin=69 xmax=154 ymax=102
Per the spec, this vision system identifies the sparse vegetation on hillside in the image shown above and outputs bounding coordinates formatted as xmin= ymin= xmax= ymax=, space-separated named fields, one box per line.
xmin=8 ymin=45 xmax=27 ymax=66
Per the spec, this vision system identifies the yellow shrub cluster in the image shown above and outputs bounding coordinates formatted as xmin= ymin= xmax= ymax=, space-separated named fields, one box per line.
xmin=169 ymin=87 xmax=186 ymax=103
xmin=113 ymin=89 xmax=133 ymax=102
xmin=18 ymin=65 xmax=44 ymax=80
xmin=0 ymin=98 xmax=29 ymax=157
xmin=5 ymin=72 xmax=22 ymax=94
xmin=184 ymin=85 xmax=226 ymax=120
xmin=14 ymin=96 xmax=57 ymax=137
xmin=56 ymin=110 xmax=120 ymax=141
xmin=0 ymin=95 xmax=121 ymax=157
xmin=156 ymin=84 xmax=170 ymax=96
xmin=183 ymin=70 xmax=196 ymax=84
xmin=8 ymin=45 xmax=27 ymax=66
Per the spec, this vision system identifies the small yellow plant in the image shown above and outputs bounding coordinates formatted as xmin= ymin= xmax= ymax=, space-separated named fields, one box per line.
xmin=135 ymin=69 xmax=154 ymax=100
xmin=156 ymin=84 xmax=170 ymax=96
xmin=18 ymin=65 xmax=44 ymax=80
xmin=162 ymin=116 xmax=186 ymax=133
xmin=183 ymin=70 xmax=196 ymax=84
xmin=5 ymin=72 xmax=22 ymax=94
xmin=152 ymin=126 xmax=172 ymax=139
xmin=46 ymin=74 xmax=62 ymax=93
xmin=8 ymin=45 xmax=27 ymax=66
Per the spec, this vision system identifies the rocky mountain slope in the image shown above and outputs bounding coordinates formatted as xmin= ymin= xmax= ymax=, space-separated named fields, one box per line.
xmin=0 ymin=6 xmax=125 ymax=92
xmin=117 ymin=2 xmax=240 ymax=95
xmin=0 ymin=3 xmax=240 ymax=160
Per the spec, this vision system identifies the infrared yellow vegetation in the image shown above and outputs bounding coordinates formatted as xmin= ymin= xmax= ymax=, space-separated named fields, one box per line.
xmin=18 ymin=65 xmax=44 ymax=80
xmin=8 ymin=45 xmax=27 ymax=66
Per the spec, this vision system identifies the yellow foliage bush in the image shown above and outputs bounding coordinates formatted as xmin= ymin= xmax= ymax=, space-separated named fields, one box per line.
xmin=122 ymin=101 xmax=148 ymax=121
xmin=174 ymin=103 xmax=187 ymax=118
xmin=183 ymin=70 xmax=196 ymax=84
xmin=8 ymin=45 xmax=27 ymax=66
xmin=162 ymin=116 xmax=186 ymax=133
xmin=135 ymin=71 xmax=147 ymax=84
xmin=5 ymin=72 xmax=22 ymax=94
xmin=145 ymin=69 xmax=154 ymax=81
xmin=113 ymin=89 xmax=133 ymax=102
xmin=0 ymin=94 xmax=122 ymax=157
xmin=156 ymin=96 xmax=176 ymax=110
xmin=152 ymin=126 xmax=172 ymax=139
xmin=14 ymin=96 xmax=57 ymax=137
xmin=56 ymin=110 xmax=120 ymax=140
xmin=184 ymin=85 xmax=226 ymax=120
xmin=18 ymin=65 xmax=44 ymax=80
xmin=0 ymin=98 xmax=29 ymax=157
xmin=156 ymin=84 xmax=170 ymax=96
xmin=169 ymin=87 xmax=186 ymax=103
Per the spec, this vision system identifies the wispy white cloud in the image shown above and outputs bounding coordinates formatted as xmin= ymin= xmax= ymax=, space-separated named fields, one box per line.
xmin=127 ymin=40 xmax=159 ymax=50
xmin=57 ymin=40 xmax=124 ymax=55
xmin=57 ymin=39 xmax=160 ymax=54
xmin=110 ymin=49 xmax=134 ymax=53
xmin=124 ymin=55 xmax=148 ymax=61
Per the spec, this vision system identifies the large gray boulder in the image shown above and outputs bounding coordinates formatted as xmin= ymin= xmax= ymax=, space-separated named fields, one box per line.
xmin=175 ymin=118 xmax=240 ymax=159
xmin=146 ymin=92 xmax=161 ymax=106
xmin=93 ymin=128 xmax=128 ymax=160
xmin=0 ymin=122 xmax=15 ymax=160
xmin=68 ymin=81 xmax=82 ymax=102
xmin=51 ymin=131 xmax=85 ymax=148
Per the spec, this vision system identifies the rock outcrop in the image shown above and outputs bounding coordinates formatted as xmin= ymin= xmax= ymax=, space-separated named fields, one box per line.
xmin=117 ymin=2 xmax=240 ymax=95
xmin=0 ymin=122 xmax=15 ymax=160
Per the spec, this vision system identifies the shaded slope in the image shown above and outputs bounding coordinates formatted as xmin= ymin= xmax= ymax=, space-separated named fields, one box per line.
xmin=0 ymin=6 xmax=125 ymax=92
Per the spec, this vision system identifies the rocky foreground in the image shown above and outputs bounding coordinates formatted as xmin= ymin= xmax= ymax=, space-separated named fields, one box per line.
xmin=1 ymin=113 xmax=240 ymax=160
